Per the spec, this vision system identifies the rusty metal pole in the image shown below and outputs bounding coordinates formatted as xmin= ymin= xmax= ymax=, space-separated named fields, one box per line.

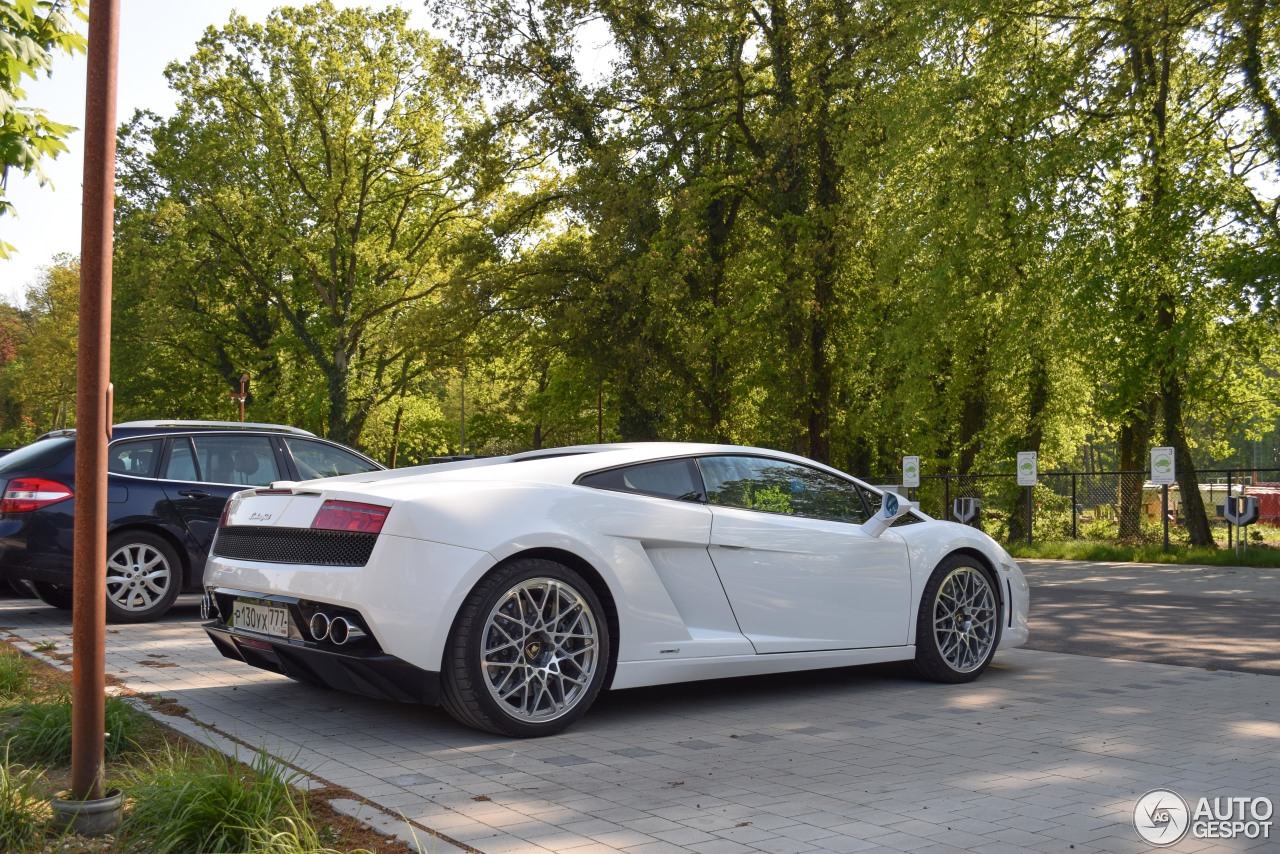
xmin=71 ymin=0 xmax=120 ymax=803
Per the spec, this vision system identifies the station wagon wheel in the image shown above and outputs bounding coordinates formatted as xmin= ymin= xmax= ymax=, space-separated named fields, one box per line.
xmin=103 ymin=531 xmax=182 ymax=623
xmin=442 ymin=558 xmax=610 ymax=737
xmin=30 ymin=581 xmax=73 ymax=610
xmin=912 ymin=555 xmax=1001 ymax=683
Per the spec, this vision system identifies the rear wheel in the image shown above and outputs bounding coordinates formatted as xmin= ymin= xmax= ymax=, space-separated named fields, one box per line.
xmin=104 ymin=531 xmax=182 ymax=623
xmin=912 ymin=555 xmax=1001 ymax=683
xmin=442 ymin=558 xmax=610 ymax=737
xmin=31 ymin=581 xmax=73 ymax=610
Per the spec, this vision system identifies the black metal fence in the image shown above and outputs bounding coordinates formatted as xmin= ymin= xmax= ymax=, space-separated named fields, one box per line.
xmin=868 ymin=468 xmax=1280 ymax=547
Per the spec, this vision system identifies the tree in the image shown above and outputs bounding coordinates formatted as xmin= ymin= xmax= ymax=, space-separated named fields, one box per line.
xmin=0 ymin=254 xmax=78 ymax=440
xmin=0 ymin=0 xmax=86 ymax=256
xmin=115 ymin=2 xmax=509 ymax=445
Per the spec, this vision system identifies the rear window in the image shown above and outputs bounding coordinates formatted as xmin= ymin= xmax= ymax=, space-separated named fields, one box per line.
xmin=0 ymin=437 xmax=76 ymax=473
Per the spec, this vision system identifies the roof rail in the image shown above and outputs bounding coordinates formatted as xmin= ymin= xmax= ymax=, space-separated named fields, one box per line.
xmin=112 ymin=420 xmax=315 ymax=436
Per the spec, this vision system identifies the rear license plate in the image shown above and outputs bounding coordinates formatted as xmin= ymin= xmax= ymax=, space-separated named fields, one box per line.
xmin=232 ymin=598 xmax=289 ymax=638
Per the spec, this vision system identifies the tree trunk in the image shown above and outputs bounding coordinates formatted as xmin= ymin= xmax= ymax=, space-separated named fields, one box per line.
xmin=1161 ymin=368 xmax=1213 ymax=545
xmin=1117 ymin=406 xmax=1153 ymax=541
xmin=389 ymin=404 xmax=403 ymax=468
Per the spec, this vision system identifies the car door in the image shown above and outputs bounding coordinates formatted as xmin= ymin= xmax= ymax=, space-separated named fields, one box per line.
xmin=160 ymin=434 xmax=285 ymax=555
xmin=698 ymin=454 xmax=912 ymax=654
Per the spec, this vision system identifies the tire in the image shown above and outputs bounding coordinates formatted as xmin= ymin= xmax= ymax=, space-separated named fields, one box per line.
xmin=912 ymin=554 xmax=1002 ymax=683
xmin=31 ymin=581 xmax=74 ymax=610
xmin=441 ymin=558 xmax=610 ymax=737
xmin=104 ymin=531 xmax=183 ymax=623
xmin=7 ymin=578 xmax=37 ymax=599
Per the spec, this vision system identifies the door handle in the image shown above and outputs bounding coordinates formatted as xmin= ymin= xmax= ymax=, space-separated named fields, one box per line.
xmin=178 ymin=489 xmax=210 ymax=499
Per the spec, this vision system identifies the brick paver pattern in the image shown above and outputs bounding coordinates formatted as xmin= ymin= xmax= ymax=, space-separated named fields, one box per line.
xmin=1 ymin=582 xmax=1275 ymax=854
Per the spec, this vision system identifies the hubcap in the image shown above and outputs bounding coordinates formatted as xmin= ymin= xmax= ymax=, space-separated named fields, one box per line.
xmin=481 ymin=578 xmax=599 ymax=722
xmin=932 ymin=566 xmax=997 ymax=673
xmin=105 ymin=543 xmax=172 ymax=612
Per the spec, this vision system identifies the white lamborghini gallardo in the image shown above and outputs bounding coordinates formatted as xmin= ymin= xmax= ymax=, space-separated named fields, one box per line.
xmin=202 ymin=443 xmax=1029 ymax=737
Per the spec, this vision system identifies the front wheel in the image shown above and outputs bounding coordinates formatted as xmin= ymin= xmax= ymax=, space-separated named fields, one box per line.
xmin=912 ymin=555 xmax=1002 ymax=683
xmin=104 ymin=531 xmax=182 ymax=623
xmin=442 ymin=559 xmax=610 ymax=737
xmin=31 ymin=581 xmax=73 ymax=610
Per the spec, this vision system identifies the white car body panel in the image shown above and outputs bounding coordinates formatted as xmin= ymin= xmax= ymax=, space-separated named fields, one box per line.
xmin=707 ymin=505 xmax=911 ymax=652
xmin=204 ymin=442 xmax=1029 ymax=718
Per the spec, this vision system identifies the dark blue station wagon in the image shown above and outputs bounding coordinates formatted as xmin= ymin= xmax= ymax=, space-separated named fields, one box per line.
xmin=0 ymin=421 xmax=383 ymax=622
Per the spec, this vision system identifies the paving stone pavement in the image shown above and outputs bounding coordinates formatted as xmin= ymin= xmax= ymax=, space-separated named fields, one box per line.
xmin=1 ymin=594 xmax=1276 ymax=854
xmin=1019 ymin=559 xmax=1280 ymax=599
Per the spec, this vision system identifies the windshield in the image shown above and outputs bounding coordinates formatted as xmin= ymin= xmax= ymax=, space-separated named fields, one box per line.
xmin=0 ymin=437 xmax=76 ymax=473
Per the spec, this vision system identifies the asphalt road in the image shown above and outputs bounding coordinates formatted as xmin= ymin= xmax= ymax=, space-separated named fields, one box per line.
xmin=1021 ymin=560 xmax=1280 ymax=676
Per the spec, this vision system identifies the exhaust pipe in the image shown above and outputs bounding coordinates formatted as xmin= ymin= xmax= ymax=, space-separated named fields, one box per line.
xmin=329 ymin=616 xmax=366 ymax=646
xmin=308 ymin=612 xmax=331 ymax=642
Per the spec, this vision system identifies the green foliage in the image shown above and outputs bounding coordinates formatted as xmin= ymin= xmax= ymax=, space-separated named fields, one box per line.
xmin=10 ymin=694 xmax=141 ymax=764
xmin=112 ymin=1 xmax=516 ymax=447
xmin=0 ymin=0 xmax=87 ymax=255
xmin=0 ymin=649 xmax=30 ymax=699
xmin=2 ymin=0 xmax=1274 ymax=513
xmin=0 ymin=744 xmax=44 ymax=852
xmin=119 ymin=747 xmax=306 ymax=854
xmin=1007 ymin=540 xmax=1280 ymax=568
xmin=244 ymin=817 xmax=375 ymax=854
xmin=0 ymin=254 xmax=76 ymax=439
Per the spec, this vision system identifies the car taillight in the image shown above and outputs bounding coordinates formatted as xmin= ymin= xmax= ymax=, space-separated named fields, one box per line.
xmin=0 ymin=478 xmax=74 ymax=513
xmin=311 ymin=500 xmax=389 ymax=533
xmin=218 ymin=502 xmax=231 ymax=529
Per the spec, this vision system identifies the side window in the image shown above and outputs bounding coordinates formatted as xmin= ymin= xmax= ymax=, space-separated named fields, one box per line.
xmin=107 ymin=439 xmax=163 ymax=477
xmin=578 ymin=459 xmax=704 ymax=501
xmin=284 ymin=438 xmax=378 ymax=480
xmin=697 ymin=455 xmax=870 ymax=524
xmin=190 ymin=435 xmax=281 ymax=486
xmin=164 ymin=438 xmax=199 ymax=481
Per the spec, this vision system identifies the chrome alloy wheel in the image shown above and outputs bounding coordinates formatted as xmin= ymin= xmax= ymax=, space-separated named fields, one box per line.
xmin=481 ymin=577 xmax=600 ymax=723
xmin=105 ymin=542 xmax=173 ymax=613
xmin=932 ymin=566 xmax=997 ymax=673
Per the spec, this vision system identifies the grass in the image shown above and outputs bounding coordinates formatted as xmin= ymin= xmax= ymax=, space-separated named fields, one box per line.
xmin=1006 ymin=539 xmax=1280 ymax=567
xmin=0 ymin=745 xmax=44 ymax=851
xmin=119 ymin=747 xmax=322 ymax=853
xmin=0 ymin=649 xmax=32 ymax=697
xmin=9 ymin=694 xmax=143 ymax=765
xmin=0 ymin=638 xmax=409 ymax=853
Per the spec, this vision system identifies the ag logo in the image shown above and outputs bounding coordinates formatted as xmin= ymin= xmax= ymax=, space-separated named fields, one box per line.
xmin=1134 ymin=789 xmax=1190 ymax=846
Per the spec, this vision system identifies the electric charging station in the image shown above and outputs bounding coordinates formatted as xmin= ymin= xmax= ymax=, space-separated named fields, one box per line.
xmin=952 ymin=497 xmax=981 ymax=526
xmin=1224 ymin=495 xmax=1260 ymax=558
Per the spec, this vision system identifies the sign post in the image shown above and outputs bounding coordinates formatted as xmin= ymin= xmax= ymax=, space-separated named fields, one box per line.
xmin=1151 ymin=447 xmax=1175 ymax=550
xmin=902 ymin=456 xmax=920 ymax=502
xmin=1016 ymin=451 xmax=1037 ymax=545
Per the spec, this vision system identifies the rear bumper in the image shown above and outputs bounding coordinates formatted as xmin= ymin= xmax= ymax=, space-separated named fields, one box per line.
xmin=204 ymin=623 xmax=440 ymax=705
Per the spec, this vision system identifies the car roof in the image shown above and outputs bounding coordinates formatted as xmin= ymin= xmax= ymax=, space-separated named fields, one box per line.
xmin=294 ymin=442 xmax=877 ymax=490
xmin=36 ymin=421 xmax=318 ymax=441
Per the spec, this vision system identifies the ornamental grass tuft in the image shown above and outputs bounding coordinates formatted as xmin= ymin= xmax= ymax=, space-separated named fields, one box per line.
xmin=119 ymin=747 xmax=307 ymax=853
xmin=0 ymin=744 xmax=46 ymax=851
xmin=10 ymin=693 xmax=142 ymax=764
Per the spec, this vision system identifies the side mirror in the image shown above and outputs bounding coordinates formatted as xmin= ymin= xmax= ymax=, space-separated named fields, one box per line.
xmin=862 ymin=491 xmax=910 ymax=538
